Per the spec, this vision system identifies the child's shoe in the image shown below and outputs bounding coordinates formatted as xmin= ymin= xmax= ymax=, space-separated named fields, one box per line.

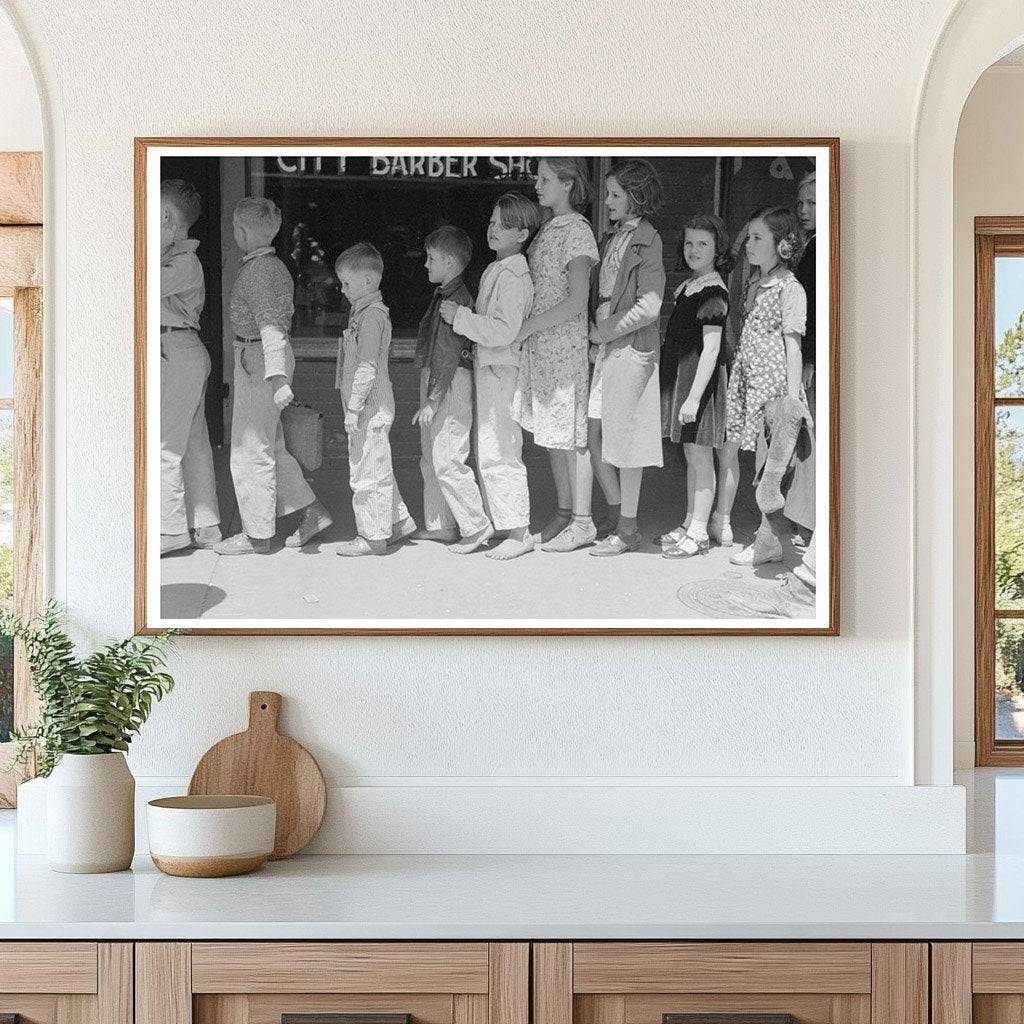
xmin=214 ymin=533 xmax=272 ymax=556
xmin=285 ymin=500 xmax=333 ymax=548
xmin=590 ymin=530 xmax=644 ymax=557
xmin=160 ymin=532 xmax=192 ymax=556
xmin=542 ymin=518 xmax=597 ymax=552
xmin=337 ymin=537 xmax=386 ymax=557
xmin=709 ymin=513 xmax=733 ymax=547
xmin=657 ymin=525 xmax=687 ymax=548
xmin=192 ymin=525 xmax=222 ymax=549
xmin=729 ymin=532 xmax=783 ymax=566
xmin=662 ymin=534 xmax=710 ymax=559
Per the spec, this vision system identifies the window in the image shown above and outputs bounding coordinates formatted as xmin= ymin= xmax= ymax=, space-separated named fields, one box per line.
xmin=976 ymin=221 xmax=1024 ymax=764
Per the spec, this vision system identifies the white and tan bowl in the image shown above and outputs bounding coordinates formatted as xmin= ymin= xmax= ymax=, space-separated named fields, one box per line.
xmin=147 ymin=795 xmax=276 ymax=878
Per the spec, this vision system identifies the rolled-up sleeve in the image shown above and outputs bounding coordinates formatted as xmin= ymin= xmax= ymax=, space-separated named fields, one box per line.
xmin=453 ymin=270 xmax=531 ymax=349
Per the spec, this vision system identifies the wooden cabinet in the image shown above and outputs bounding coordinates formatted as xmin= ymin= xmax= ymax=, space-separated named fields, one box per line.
xmin=533 ymin=943 xmax=928 ymax=1024
xmin=0 ymin=942 xmax=132 ymax=1024
xmin=931 ymin=943 xmax=1024 ymax=1024
xmin=136 ymin=943 xmax=528 ymax=1024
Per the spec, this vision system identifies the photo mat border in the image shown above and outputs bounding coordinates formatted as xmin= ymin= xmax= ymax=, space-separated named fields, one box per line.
xmin=134 ymin=136 xmax=841 ymax=637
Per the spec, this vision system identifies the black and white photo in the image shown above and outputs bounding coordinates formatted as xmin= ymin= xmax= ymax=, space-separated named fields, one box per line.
xmin=136 ymin=140 xmax=838 ymax=634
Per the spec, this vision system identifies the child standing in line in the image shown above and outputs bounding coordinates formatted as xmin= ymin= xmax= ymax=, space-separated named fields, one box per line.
xmin=659 ymin=214 xmax=732 ymax=559
xmin=159 ymin=178 xmax=221 ymax=556
xmin=412 ymin=225 xmax=494 ymax=555
xmin=586 ymin=159 xmax=666 ymax=557
xmin=720 ymin=207 xmax=807 ymax=567
xmin=215 ymin=197 xmax=333 ymax=555
xmin=334 ymin=242 xmax=416 ymax=557
xmin=513 ymin=157 xmax=600 ymax=552
xmin=440 ymin=193 xmax=541 ymax=561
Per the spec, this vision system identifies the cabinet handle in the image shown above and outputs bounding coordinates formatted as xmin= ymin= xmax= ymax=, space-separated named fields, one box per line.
xmin=664 ymin=1016 xmax=796 ymax=1024
xmin=283 ymin=1016 xmax=411 ymax=1024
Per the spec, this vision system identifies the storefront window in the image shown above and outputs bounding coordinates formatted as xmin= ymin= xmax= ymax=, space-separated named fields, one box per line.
xmin=255 ymin=155 xmax=549 ymax=343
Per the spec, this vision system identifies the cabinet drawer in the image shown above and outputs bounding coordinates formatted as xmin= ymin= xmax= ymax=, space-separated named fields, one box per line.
xmin=0 ymin=943 xmax=130 ymax=1024
xmin=0 ymin=942 xmax=98 ymax=993
xmin=139 ymin=942 xmax=528 ymax=1024
xmin=191 ymin=943 xmax=490 ymax=993
xmin=534 ymin=944 xmax=924 ymax=1024
xmin=572 ymin=943 xmax=872 ymax=994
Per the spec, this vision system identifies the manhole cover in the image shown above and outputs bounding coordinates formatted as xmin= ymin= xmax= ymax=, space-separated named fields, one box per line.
xmin=676 ymin=577 xmax=815 ymax=619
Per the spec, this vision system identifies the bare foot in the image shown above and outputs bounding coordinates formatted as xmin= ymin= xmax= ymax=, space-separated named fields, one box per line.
xmin=389 ymin=517 xmax=417 ymax=546
xmin=450 ymin=524 xmax=496 ymax=554
xmin=486 ymin=535 xmax=535 ymax=560
xmin=412 ymin=528 xmax=459 ymax=543
xmin=539 ymin=512 xmax=572 ymax=543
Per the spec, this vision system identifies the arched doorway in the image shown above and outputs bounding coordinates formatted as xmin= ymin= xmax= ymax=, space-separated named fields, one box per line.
xmin=913 ymin=0 xmax=1024 ymax=784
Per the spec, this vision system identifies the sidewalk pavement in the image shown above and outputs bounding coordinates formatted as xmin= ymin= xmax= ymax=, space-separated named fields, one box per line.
xmin=160 ymin=360 xmax=815 ymax=623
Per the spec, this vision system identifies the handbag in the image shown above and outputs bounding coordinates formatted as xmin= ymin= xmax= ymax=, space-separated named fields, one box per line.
xmin=280 ymin=402 xmax=324 ymax=472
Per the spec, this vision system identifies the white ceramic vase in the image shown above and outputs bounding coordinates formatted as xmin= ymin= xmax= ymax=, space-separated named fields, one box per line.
xmin=46 ymin=752 xmax=135 ymax=873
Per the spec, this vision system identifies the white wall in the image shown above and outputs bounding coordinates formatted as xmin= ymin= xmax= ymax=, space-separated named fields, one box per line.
xmin=952 ymin=64 xmax=1024 ymax=768
xmin=0 ymin=8 xmax=40 ymax=151
xmin=0 ymin=0 xmax=975 ymax=852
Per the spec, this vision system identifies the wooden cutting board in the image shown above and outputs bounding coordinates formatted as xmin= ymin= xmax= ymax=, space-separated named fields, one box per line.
xmin=188 ymin=691 xmax=326 ymax=859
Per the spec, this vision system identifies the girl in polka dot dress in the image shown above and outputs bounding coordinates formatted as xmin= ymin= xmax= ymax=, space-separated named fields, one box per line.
xmin=719 ymin=207 xmax=807 ymax=562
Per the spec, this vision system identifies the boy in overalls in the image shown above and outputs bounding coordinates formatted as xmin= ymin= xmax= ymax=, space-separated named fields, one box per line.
xmin=216 ymin=197 xmax=332 ymax=555
xmin=334 ymin=242 xmax=416 ymax=556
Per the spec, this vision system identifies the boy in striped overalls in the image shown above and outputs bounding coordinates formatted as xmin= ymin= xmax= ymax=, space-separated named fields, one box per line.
xmin=334 ymin=243 xmax=415 ymax=556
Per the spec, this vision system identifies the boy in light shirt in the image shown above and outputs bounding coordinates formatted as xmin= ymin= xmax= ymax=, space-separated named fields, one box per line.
xmin=440 ymin=192 xmax=540 ymax=560
xmin=334 ymin=242 xmax=416 ymax=556
xmin=159 ymin=178 xmax=221 ymax=556
xmin=216 ymin=197 xmax=332 ymax=555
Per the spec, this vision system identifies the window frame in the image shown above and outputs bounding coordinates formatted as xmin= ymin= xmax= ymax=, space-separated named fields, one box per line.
xmin=0 ymin=151 xmax=43 ymax=807
xmin=975 ymin=217 xmax=1024 ymax=765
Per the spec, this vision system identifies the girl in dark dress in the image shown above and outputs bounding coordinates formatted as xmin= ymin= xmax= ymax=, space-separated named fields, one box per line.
xmin=660 ymin=214 xmax=733 ymax=559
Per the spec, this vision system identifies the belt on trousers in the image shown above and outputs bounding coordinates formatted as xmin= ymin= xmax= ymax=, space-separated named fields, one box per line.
xmin=160 ymin=324 xmax=196 ymax=334
xmin=235 ymin=334 xmax=261 ymax=344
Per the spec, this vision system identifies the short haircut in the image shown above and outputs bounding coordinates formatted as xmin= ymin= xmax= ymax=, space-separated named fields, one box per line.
xmin=233 ymin=197 xmax=282 ymax=238
xmin=336 ymin=242 xmax=384 ymax=279
xmin=608 ymin=159 xmax=665 ymax=219
xmin=751 ymin=206 xmax=805 ymax=266
xmin=799 ymin=170 xmax=816 ymax=189
xmin=540 ymin=156 xmax=591 ymax=210
xmin=493 ymin=192 xmax=543 ymax=241
xmin=425 ymin=224 xmax=473 ymax=270
xmin=679 ymin=213 xmax=734 ymax=276
xmin=161 ymin=178 xmax=202 ymax=228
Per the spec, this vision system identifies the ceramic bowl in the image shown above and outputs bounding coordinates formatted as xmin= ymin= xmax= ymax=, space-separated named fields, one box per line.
xmin=147 ymin=795 xmax=276 ymax=877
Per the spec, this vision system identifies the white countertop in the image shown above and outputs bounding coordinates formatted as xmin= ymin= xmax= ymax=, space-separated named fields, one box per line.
xmin=1 ymin=850 xmax=1024 ymax=940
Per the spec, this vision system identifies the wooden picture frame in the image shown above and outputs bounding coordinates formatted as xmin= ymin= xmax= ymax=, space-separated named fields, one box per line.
xmin=135 ymin=137 xmax=840 ymax=636
xmin=0 ymin=151 xmax=43 ymax=806
xmin=975 ymin=216 xmax=1024 ymax=765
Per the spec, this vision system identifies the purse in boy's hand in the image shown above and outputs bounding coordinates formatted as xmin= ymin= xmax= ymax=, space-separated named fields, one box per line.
xmin=281 ymin=402 xmax=324 ymax=472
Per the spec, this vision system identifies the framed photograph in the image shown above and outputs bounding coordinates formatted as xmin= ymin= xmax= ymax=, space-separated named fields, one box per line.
xmin=135 ymin=137 xmax=839 ymax=635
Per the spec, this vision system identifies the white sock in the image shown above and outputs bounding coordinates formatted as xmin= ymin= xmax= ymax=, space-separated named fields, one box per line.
xmin=689 ymin=519 xmax=709 ymax=540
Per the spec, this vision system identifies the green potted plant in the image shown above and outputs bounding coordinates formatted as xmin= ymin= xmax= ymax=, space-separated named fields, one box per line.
xmin=2 ymin=603 xmax=178 ymax=873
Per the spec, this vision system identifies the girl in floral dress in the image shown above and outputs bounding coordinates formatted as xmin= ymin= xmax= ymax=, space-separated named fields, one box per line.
xmin=720 ymin=207 xmax=807 ymax=566
xmin=514 ymin=157 xmax=600 ymax=550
